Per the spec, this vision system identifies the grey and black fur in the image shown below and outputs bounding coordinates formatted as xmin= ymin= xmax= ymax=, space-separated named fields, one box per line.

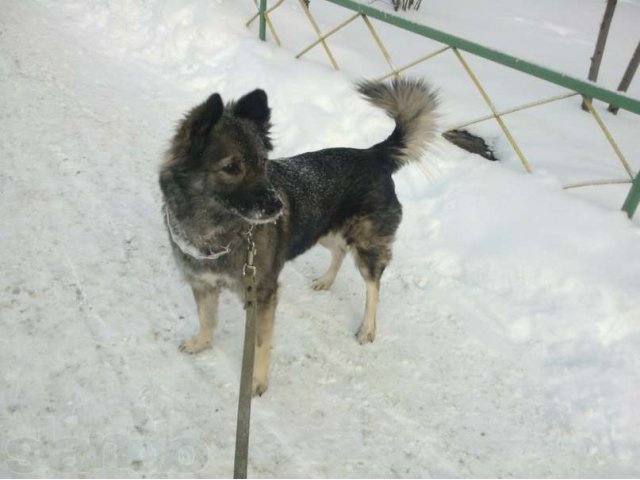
xmin=159 ymin=78 xmax=438 ymax=395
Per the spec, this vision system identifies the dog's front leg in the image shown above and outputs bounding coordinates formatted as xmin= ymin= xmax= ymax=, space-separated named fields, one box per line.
xmin=180 ymin=285 xmax=219 ymax=354
xmin=252 ymin=289 xmax=278 ymax=396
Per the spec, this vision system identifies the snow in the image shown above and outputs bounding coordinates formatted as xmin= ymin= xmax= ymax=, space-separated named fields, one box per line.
xmin=1 ymin=0 xmax=639 ymax=477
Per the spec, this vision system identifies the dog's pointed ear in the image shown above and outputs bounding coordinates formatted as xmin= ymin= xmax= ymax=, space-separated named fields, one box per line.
xmin=234 ymin=89 xmax=273 ymax=151
xmin=191 ymin=93 xmax=223 ymax=139
xmin=234 ymin=89 xmax=270 ymax=123
xmin=188 ymin=93 xmax=223 ymax=158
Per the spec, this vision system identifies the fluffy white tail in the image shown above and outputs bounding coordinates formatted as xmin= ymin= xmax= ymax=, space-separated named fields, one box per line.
xmin=357 ymin=78 xmax=439 ymax=172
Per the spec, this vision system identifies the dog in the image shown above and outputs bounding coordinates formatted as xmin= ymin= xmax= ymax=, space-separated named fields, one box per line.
xmin=159 ymin=78 xmax=438 ymax=395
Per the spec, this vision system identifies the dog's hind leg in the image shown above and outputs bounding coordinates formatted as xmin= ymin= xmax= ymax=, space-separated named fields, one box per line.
xmin=312 ymin=233 xmax=347 ymax=291
xmin=352 ymin=245 xmax=391 ymax=344
xmin=359 ymin=279 xmax=380 ymax=344
xmin=180 ymin=286 xmax=219 ymax=354
xmin=253 ymin=289 xmax=278 ymax=396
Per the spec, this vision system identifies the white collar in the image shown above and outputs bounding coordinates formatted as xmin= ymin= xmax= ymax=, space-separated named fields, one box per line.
xmin=164 ymin=205 xmax=232 ymax=261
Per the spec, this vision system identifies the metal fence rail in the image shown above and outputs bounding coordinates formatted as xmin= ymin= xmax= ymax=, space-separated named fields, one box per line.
xmin=247 ymin=0 xmax=640 ymax=219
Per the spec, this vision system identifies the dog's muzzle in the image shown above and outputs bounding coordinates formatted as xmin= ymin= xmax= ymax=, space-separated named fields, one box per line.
xmin=230 ymin=190 xmax=284 ymax=225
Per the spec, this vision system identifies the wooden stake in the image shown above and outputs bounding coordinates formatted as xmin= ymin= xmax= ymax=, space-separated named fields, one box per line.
xmin=582 ymin=0 xmax=618 ymax=111
xmin=608 ymin=41 xmax=640 ymax=114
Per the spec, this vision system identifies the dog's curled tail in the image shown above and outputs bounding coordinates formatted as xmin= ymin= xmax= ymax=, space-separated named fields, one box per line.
xmin=357 ymin=78 xmax=439 ymax=172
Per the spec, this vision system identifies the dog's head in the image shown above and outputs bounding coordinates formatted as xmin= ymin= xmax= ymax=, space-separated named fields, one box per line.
xmin=160 ymin=89 xmax=283 ymax=224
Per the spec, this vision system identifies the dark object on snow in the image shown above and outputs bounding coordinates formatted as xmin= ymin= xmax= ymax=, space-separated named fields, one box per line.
xmin=582 ymin=0 xmax=617 ymax=111
xmin=392 ymin=0 xmax=422 ymax=11
xmin=608 ymin=41 xmax=640 ymax=115
xmin=443 ymin=129 xmax=498 ymax=161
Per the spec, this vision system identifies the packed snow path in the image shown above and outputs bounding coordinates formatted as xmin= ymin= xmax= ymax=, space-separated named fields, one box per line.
xmin=1 ymin=1 xmax=639 ymax=477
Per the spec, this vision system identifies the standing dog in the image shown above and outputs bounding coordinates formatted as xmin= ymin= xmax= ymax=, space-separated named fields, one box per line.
xmin=159 ymin=78 xmax=438 ymax=395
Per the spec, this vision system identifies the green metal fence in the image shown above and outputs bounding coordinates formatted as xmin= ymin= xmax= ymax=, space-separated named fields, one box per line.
xmin=248 ymin=0 xmax=640 ymax=219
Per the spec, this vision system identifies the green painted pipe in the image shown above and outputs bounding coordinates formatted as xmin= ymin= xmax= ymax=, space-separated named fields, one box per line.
xmin=325 ymin=0 xmax=640 ymax=115
xmin=259 ymin=0 xmax=267 ymax=41
xmin=622 ymin=171 xmax=640 ymax=218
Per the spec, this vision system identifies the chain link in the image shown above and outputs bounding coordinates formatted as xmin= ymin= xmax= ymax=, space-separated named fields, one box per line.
xmin=242 ymin=225 xmax=257 ymax=277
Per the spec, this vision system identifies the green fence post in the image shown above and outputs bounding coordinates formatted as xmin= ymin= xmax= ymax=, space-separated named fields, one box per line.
xmin=259 ymin=0 xmax=267 ymax=41
xmin=622 ymin=171 xmax=640 ymax=218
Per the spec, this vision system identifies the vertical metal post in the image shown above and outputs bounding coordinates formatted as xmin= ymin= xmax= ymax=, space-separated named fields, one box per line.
xmin=259 ymin=0 xmax=267 ymax=41
xmin=622 ymin=171 xmax=640 ymax=219
xmin=608 ymin=41 xmax=640 ymax=114
xmin=582 ymin=0 xmax=617 ymax=110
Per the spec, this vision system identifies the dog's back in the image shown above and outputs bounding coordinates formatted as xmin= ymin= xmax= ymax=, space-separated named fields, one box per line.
xmin=268 ymin=78 xmax=439 ymax=260
xmin=268 ymin=148 xmax=398 ymax=259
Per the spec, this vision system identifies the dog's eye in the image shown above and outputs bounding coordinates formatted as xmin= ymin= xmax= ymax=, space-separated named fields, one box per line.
xmin=221 ymin=162 xmax=241 ymax=175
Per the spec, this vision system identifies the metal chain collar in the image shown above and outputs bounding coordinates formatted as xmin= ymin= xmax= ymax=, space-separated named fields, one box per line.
xmin=242 ymin=224 xmax=257 ymax=279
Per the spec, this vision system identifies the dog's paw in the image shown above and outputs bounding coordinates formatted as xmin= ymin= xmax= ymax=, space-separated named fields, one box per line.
xmin=311 ymin=277 xmax=332 ymax=291
xmin=179 ymin=336 xmax=211 ymax=354
xmin=355 ymin=326 xmax=376 ymax=344
xmin=252 ymin=377 xmax=268 ymax=397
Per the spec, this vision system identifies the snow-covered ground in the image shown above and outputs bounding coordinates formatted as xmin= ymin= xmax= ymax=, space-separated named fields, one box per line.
xmin=1 ymin=0 xmax=639 ymax=477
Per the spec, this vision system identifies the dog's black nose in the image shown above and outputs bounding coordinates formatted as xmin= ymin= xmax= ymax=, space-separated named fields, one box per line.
xmin=264 ymin=196 xmax=283 ymax=216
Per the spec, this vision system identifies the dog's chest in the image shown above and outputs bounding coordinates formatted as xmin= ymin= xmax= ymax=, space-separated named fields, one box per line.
xmin=198 ymin=270 xmax=237 ymax=290
xmin=181 ymin=259 xmax=244 ymax=296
